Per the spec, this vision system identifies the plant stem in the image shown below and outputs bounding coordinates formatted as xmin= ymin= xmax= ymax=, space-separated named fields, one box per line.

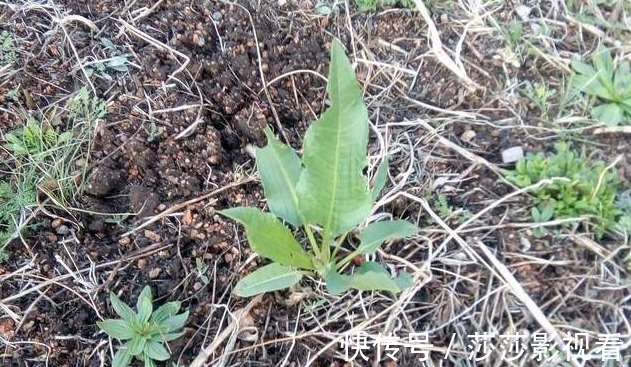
xmin=330 ymin=232 xmax=348 ymax=260
xmin=304 ymin=225 xmax=321 ymax=259
xmin=337 ymin=249 xmax=360 ymax=271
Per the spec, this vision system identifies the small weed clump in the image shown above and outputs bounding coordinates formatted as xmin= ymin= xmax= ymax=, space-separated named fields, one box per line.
xmin=354 ymin=0 xmax=414 ymax=11
xmin=0 ymin=87 xmax=106 ymax=260
xmin=0 ymin=30 xmax=17 ymax=65
xmin=571 ymin=47 xmax=631 ymax=126
xmin=504 ymin=142 xmax=629 ymax=238
xmin=98 ymin=286 xmax=188 ymax=367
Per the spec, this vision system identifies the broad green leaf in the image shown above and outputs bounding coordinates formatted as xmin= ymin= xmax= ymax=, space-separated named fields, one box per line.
xmin=393 ymin=272 xmax=414 ymax=291
xmin=614 ymin=60 xmax=630 ymax=96
xmin=150 ymin=301 xmax=180 ymax=323
xmin=371 ymin=157 xmax=389 ymax=202
xmin=256 ymin=126 xmax=303 ymax=227
xmin=161 ymin=331 xmax=185 ymax=342
xmin=594 ymin=103 xmax=623 ymax=126
xmin=147 ymin=323 xmax=170 ymax=335
xmin=136 ymin=286 xmax=153 ymax=324
xmin=163 ymin=310 xmax=189 ymax=332
xmin=220 ymin=207 xmax=313 ymax=269
xmin=296 ymin=38 xmax=372 ymax=237
xmin=357 ymin=220 xmax=417 ymax=254
xmin=233 ymin=263 xmax=303 ymax=297
xmin=593 ymin=47 xmax=614 ymax=77
xmin=127 ymin=336 xmax=146 ymax=356
xmin=324 ymin=263 xmax=349 ymax=295
xmin=144 ymin=357 xmax=157 ymax=367
xmin=98 ymin=319 xmax=136 ymax=340
xmin=144 ymin=341 xmax=171 ymax=361
xmin=112 ymin=347 xmax=133 ymax=367
xmin=571 ymin=59 xmax=596 ymax=75
xmin=109 ymin=293 xmax=135 ymax=321
xmin=587 ymin=82 xmax=614 ymax=100
xmin=348 ymin=261 xmax=402 ymax=293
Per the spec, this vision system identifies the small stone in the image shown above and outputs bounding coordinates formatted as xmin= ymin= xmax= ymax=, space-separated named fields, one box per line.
xmin=182 ymin=210 xmax=193 ymax=226
xmin=0 ymin=318 xmax=15 ymax=338
xmin=137 ymin=258 xmax=148 ymax=269
xmin=212 ymin=11 xmax=222 ymax=21
xmin=502 ymin=146 xmax=525 ymax=164
xmin=51 ymin=219 xmax=62 ymax=228
xmin=193 ymin=33 xmax=205 ymax=47
xmin=55 ymin=225 xmax=69 ymax=235
xmin=149 ymin=268 xmax=161 ymax=279
xmin=515 ymin=5 xmax=531 ymax=21
xmin=460 ymin=129 xmax=476 ymax=143
xmin=119 ymin=236 xmax=131 ymax=245
xmin=143 ymin=230 xmax=160 ymax=242
xmin=193 ymin=282 xmax=203 ymax=291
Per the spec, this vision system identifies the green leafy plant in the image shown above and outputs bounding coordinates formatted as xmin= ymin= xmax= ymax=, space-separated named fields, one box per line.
xmin=219 ymin=39 xmax=417 ymax=298
xmin=521 ymin=81 xmax=558 ymax=121
xmin=571 ymin=47 xmax=631 ymax=126
xmin=68 ymin=87 xmax=108 ymax=124
xmin=85 ymin=38 xmax=132 ymax=81
xmin=97 ymin=286 xmax=188 ymax=367
xmin=194 ymin=258 xmax=210 ymax=284
xmin=0 ymin=179 xmax=37 ymax=261
xmin=4 ymin=116 xmax=72 ymax=156
xmin=354 ymin=0 xmax=414 ymax=11
xmin=504 ymin=142 xmax=625 ymax=238
xmin=0 ymin=30 xmax=17 ymax=65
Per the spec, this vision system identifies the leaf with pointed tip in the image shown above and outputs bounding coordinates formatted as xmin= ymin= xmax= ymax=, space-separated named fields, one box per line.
xmin=163 ymin=310 xmax=188 ymax=332
xmin=324 ymin=263 xmax=349 ymax=295
xmin=112 ymin=347 xmax=133 ymax=367
xmin=357 ymin=220 xmax=417 ymax=254
xmin=393 ymin=272 xmax=414 ymax=291
xmin=593 ymin=47 xmax=615 ymax=78
xmin=220 ymin=207 xmax=313 ymax=269
xmin=371 ymin=157 xmax=389 ymax=202
xmin=594 ymin=103 xmax=623 ymax=126
xmin=296 ymin=38 xmax=372 ymax=237
xmin=109 ymin=292 xmax=135 ymax=321
xmin=614 ymin=60 xmax=631 ymax=97
xmin=150 ymin=301 xmax=180 ymax=323
xmin=348 ymin=261 xmax=402 ymax=293
xmin=233 ymin=263 xmax=303 ymax=297
xmin=127 ymin=336 xmax=146 ymax=356
xmin=161 ymin=331 xmax=185 ymax=342
xmin=256 ymin=126 xmax=303 ymax=227
xmin=144 ymin=341 xmax=170 ymax=361
xmin=98 ymin=319 xmax=135 ymax=340
xmin=136 ymin=286 xmax=153 ymax=324
xmin=571 ymin=60 xmax=596 ymax=75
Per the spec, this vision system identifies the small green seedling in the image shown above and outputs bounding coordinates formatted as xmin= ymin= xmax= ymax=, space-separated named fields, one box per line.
xmin=504 ymin=142 xmax=625 ymax=238
xmin=0 ymin=30 xmax=17 ymax=65
xmin=571 ymin=47 xmax=631 ymax=126
xmin=4 ymin=116 xmax=72 ymax=156
xmin=68 ymin=87 xmax=108 ymax=124
xmin=0 ymin=178 xmax=37 ymax=261
xmin=85 ymin=38 xmax=132 ymax=81
xmin=97 ymin=286 xmax=188 ymax=367
xmin=194 ymin=258 xmax=210 ymax=284
xmin=354 ymin=0 xmax=414 ymax=11
xmin=220 ymin=39 xmax=417 ymax=298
